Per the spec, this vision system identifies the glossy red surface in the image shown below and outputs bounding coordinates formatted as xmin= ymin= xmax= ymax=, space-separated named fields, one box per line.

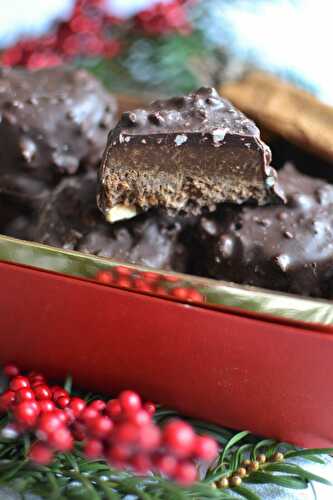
xmin=0 ymin=261 xmax=332 ymax=448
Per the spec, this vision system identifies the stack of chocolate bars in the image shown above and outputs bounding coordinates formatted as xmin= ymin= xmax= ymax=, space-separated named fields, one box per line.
xmin=1 ymin=65 xmax=333 ymax=299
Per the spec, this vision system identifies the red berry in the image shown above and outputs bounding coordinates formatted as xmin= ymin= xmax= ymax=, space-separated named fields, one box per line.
xmin=72 ymin=422 xmax=86 ymax=441
xmin=38 ymin=412 xmax=63 ymax=436
xmin=154 ymin=454 xmax=177 ymax=476
xmin=112 ymin=422 xmax=139 ymax=445
xmin=69 ymin=397 xmax=86 ymax=417
xmin=52 ymin=409 xmax=68 ymax=424
xmin=193 ymin=436 xmax=218 ymax=461
xmin=115 ymin=265 xmax=132 ymax=277
xmin=80 ymin=406 xmax=99 ymax=423
xmin=170 ymin=287 xmax=189 ymax=300
xmin=116 ymin=277 xmax=132 ymax=289
xmin=87 ymin=415 xmax=113 ymax=438
xmin=138 ymin=424 xmax=161 ymax=450
xmin=131 ymin=452 xmax=151 ymax=473
xmin=29 ymin=401 xmax=40 ymax=413
xmin=15 ymin=388 xmax=35 ymax=403
xmin=186 ymin=289 xmax=204 ymax=303
xmin=155 ymin=286 xmax=169 ymax=296
xmin=174 ymin=461 xmax=197 ymax=485
xmin=143 ymin=402 xmax=156 ymax=415
xmin=28 ymin=373 xmax=45 ymax=383
xmin=141 ymin=271 xmax=160 ymax=283
xmin=161 ymin=274 xmax=180 ymax=283
xmin=3 ymin=363 xmax=19 ymax=378
xmin=48 ymin=427 xmax=73 ymax=452
xmin=96 ymin=270 xmax=114 ymax=284
xmin=133 ymin=278 xmax=153 ymax=292
xmin=10 ymin=376 xmax=30 ymax=392
xmin=106 ymin=399 xmax=122 ymax=419
xmin=119 ymin=390 xmax=141 ymax=414
xmin=90 ymin=399 xmax=106 ymax=412
xmin=14 ymin=401 xmax=39 ymax=427
xmin=38 ymin=400 xmax=56 ymax=413
xmin=163 ymin=420 xmax=195 ymax=457
xmin=0 ymin=390 xmax=15 ymax=412
xmin=84 ymin=439 xmax=103 ymax=459
xmin=29 ymin=442 xmax=54 ymax=465
xmin=57 ymin=396 xmax=70 ymax=408
xmin=34 ymin=385 xmax=52 ymax=400
xmin=107 ymin=443 xmax=132 ymax=464
xmin=31 ymin=380 xmax=45 ymax=388
xmin=129 ymin=409 xmax=151 ymax=427
xmin=52 ymin=388 xmax=68 ymax=401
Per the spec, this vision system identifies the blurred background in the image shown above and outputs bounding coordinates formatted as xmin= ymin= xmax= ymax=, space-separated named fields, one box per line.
xmin=0 ymin=0 xmax=331 ymax=102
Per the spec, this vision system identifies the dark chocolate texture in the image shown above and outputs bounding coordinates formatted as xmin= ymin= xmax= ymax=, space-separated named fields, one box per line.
xmin=34 ymin=172 xmax=187 ymax=272
xmin=98 ymin=87 xmax=282 ymax=220
xmin=0 ymin=65 xmax=117 ymax=208
xmin=195 ymin=163 xmax=333 ymax=298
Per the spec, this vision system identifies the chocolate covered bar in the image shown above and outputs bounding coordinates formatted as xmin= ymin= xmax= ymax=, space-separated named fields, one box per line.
xmin=194 ymin=163 xmax=333 ymax=298
xmin=34 ymin=172 xmax=188 ymax=272
xmin=0 ymin=65 xmax=117 ymax=209
xmin=98 ymin=87 xmax=282 ymax=222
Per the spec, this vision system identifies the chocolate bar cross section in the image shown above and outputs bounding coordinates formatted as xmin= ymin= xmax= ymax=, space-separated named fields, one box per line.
xmin=98 ymin=87 xmax=283 ymax=222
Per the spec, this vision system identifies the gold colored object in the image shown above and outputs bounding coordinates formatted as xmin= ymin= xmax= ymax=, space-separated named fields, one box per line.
xmin=220 ymin=72 xmax=333 ymax=163
xmin=230 ymin=475 xmax=242 ymax=487
xmin=242 ymin=459 xmax=252 ymax=467
xmin=0 ymin=235 xmax=333 ymax=328
xmin=236 ymin=467 xmax=247 ymax=478
xmin=247 ymin=460 xmax=260 ymax=472
xmin=217 ymin=477 xmax=229 ymax=489
xmin=257 ymin=453 xmax=267 ymax=464
xmin=272 ymin=452 xmax=284 ymax=462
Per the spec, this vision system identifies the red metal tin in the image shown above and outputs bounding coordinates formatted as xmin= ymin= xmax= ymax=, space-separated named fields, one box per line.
xmin=0 ymin=260 xmax=332 ymax=449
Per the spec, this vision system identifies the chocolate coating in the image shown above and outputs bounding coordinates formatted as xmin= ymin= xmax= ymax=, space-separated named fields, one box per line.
xmin=0 ymin=65 xmax=117 ymax=207
xmin=99 ymin=87 xmax=282 ymax=219
xmin=195 ymin=163 xmax=333 ymax=298
xmin=34 ymin=172 xmax=187 ymax=272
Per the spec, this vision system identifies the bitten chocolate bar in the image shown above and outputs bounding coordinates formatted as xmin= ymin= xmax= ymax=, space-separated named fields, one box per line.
xmin=98 ymin=87 xmax=283 ymax=222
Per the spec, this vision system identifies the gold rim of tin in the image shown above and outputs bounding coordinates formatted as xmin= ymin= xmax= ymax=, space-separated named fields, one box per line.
xmin=0 ymin=234 xmax=333 ymax=328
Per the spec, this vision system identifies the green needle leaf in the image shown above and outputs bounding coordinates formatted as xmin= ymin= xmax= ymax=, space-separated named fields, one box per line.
xmin=233 ymin=485 xmax=262 ymax=500
xmin=245 ymin=471 xmax=308 ymax=489
xmin=252 ymin=439 xmax=277 ymax=460
xmin=264 ymin=463 xmax=332 ymax=486
xmin=221 ymin=431 xmax=250 ymax=464
xmin=284 ymin=448 xmax=333 ymax=459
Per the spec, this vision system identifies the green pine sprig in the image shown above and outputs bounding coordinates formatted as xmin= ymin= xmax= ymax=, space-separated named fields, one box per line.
xmin=0 ymin=405 xmax=332 ymax=499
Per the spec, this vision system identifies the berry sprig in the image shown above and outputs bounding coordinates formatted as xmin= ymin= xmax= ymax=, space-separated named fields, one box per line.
xmin=1 ymin=0 xmax=123 ymax=69
xmin=1 ymin=0 xmax=193 ymax=70
xmin=96 ymin=265 xmax=205 ymax=304
xmin=135 ymin=0 xmax=193 ymax=36
xmin=0 ymin=364 xmax=218 ymax=485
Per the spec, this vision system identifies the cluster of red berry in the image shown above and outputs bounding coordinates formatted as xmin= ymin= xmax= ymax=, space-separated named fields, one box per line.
xmin=0 ymin=364 xmax=218 ymax=485
xmin=96 ymin=265 xmax=204 ymax=304
xmin=1 ymin=0 xmax=192 ymax=70
xmin=135 ymin=0 xmax=193 ymax=35
xmin=1 ymin=0 xmax=121 ymax=69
